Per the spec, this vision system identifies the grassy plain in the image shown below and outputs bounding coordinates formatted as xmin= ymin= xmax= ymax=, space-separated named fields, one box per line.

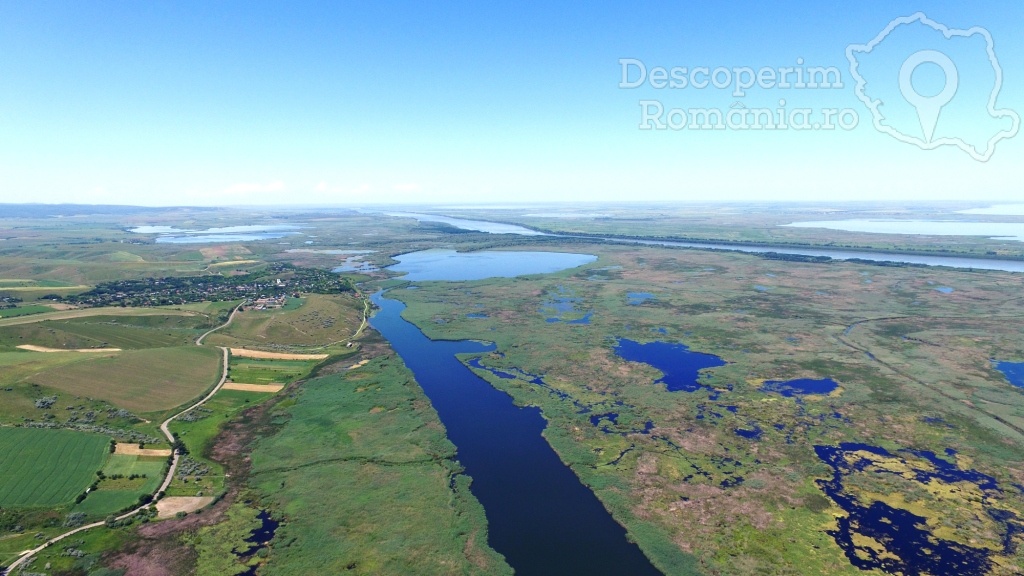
xmin=0 ymin=307 xmax=200 ymax=328
xmin=0 ymin=350 xmax=170 ymax=481
xmin=391 ymin=242 xmax=1024 ymax=575
xmin=205 ymin=293 xmax=364 ymax=352
xmin=246 ymin=351 xmax=512 ymax=575
xmin=3 ymin=512 xmax=137 ymax=575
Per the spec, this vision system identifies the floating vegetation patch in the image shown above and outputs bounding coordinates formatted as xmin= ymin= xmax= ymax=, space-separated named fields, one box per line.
xmin=466 ymin=357 xmax=581 ymax=408
xmin=626 ymin=292 xmax=655 ymax=305
xmin=815 ymin=442 xmax=1024 ymax=576
xmin=540 ymin=285 xmax=592 ymax=324
xmin=587 ymin=410 xmax=654 ymax=436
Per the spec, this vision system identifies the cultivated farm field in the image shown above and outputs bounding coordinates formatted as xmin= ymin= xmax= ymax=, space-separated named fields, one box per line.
xmin=0 ymin=312 xmax=221 ymax=351
xmin=0 ymin=427 xmax=109 ymax=508
xmin=27 ymin=346 xmax=222 ymax=413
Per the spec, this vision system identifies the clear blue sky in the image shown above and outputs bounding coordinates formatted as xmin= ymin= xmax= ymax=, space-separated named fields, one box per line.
xmin=0 ymin=1 xmax=1021 ymax=206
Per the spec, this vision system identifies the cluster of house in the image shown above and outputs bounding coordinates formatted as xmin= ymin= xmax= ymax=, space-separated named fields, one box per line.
xmin=250 ymin=295 xmax=287 ymax=310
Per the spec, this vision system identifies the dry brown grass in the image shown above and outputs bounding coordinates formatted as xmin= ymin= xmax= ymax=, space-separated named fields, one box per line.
xmin=155 ymin=496 xmax=215 ymax=519
xmin=114 ymin=443 xmax=172 ymax=457
xmin=222 ymin=382 xmax=284 ymax=393
xmin=16 ymin=344 xmax=122 ymax=353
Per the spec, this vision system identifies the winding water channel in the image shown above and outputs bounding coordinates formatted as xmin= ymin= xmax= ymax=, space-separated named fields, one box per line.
xmin=369 ymin=291 xmax=662 ymax=575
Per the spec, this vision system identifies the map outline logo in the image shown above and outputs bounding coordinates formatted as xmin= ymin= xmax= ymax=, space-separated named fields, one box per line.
xmin=847 ymin=12 xmax=1020 ymax=162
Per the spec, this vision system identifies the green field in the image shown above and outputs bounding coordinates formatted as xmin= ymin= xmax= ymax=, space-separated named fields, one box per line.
xmin=26 ymin=346 xmax=223 ymax=413
xmin=72 ymin=453 xmax=164 ymax=516
xmin=2 ymin=504 xmax=138 ymax=575
xmin=227 ymin=357 xmax=320 ymax=385
xmin=0 ymin=428 xmax=109 ymax=508
xmin=246 ymin=354 xmax=512 ymax=575
xmin=0 ymin=350 xmax=173 ymax=446
xmin=71 ymin=453 xmax=167 ymax=515
xmin=0 ymin=305 xmax=53 ymax=319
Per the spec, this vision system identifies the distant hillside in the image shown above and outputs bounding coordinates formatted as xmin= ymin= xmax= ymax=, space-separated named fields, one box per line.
xmin=0 ymin=204 xmax=218 ymax=218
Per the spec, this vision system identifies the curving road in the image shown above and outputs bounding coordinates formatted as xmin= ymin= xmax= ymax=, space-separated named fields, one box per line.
xmin=3 ymin=305 xmax=241 ymax=575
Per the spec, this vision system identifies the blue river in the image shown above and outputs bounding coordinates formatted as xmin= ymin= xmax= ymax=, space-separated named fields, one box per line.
xmin=369 ymin=291 xmax=662 ymax=575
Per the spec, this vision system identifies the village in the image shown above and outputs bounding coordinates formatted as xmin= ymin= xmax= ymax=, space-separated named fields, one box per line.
xmin=56 ymin=264 xmax=353 ymax=308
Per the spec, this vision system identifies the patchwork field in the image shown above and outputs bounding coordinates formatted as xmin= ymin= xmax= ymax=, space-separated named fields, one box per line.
xmin=0 ymin=428 xmax=109 ymax=508
xmin=72 ymin=453 xmax=166 ymax=516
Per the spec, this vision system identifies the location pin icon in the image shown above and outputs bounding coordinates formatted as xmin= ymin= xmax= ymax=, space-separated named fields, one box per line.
xmin=899 ymin=50 xmax=959 ymax=143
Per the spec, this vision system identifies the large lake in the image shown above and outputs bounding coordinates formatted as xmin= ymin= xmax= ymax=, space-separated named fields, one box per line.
xmin=387 ymin=249 xmax=597 ymax=281
xmin=783 ymin=220 xmax=1024 ymax=243
xmin=130 ymin=224 xmax=303 ymax=244
xmin=959 ymin=205 xmax=1024 ymax=216
xmin=369 ymin=292 xmax=662 ymax=575
xmin=384 ymin=212 xmax=549 ymax=235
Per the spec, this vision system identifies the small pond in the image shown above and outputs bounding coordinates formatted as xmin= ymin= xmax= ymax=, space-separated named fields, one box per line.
xmin=627 ymin=292 xmax=656 ymax=305
xmin=761 ymin=378 xmax=838 ymax=397
xmin=993 ymin=361 xmax=1024 ymax=389
xmin=614 ymin=339 xmax=726 ymax=394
